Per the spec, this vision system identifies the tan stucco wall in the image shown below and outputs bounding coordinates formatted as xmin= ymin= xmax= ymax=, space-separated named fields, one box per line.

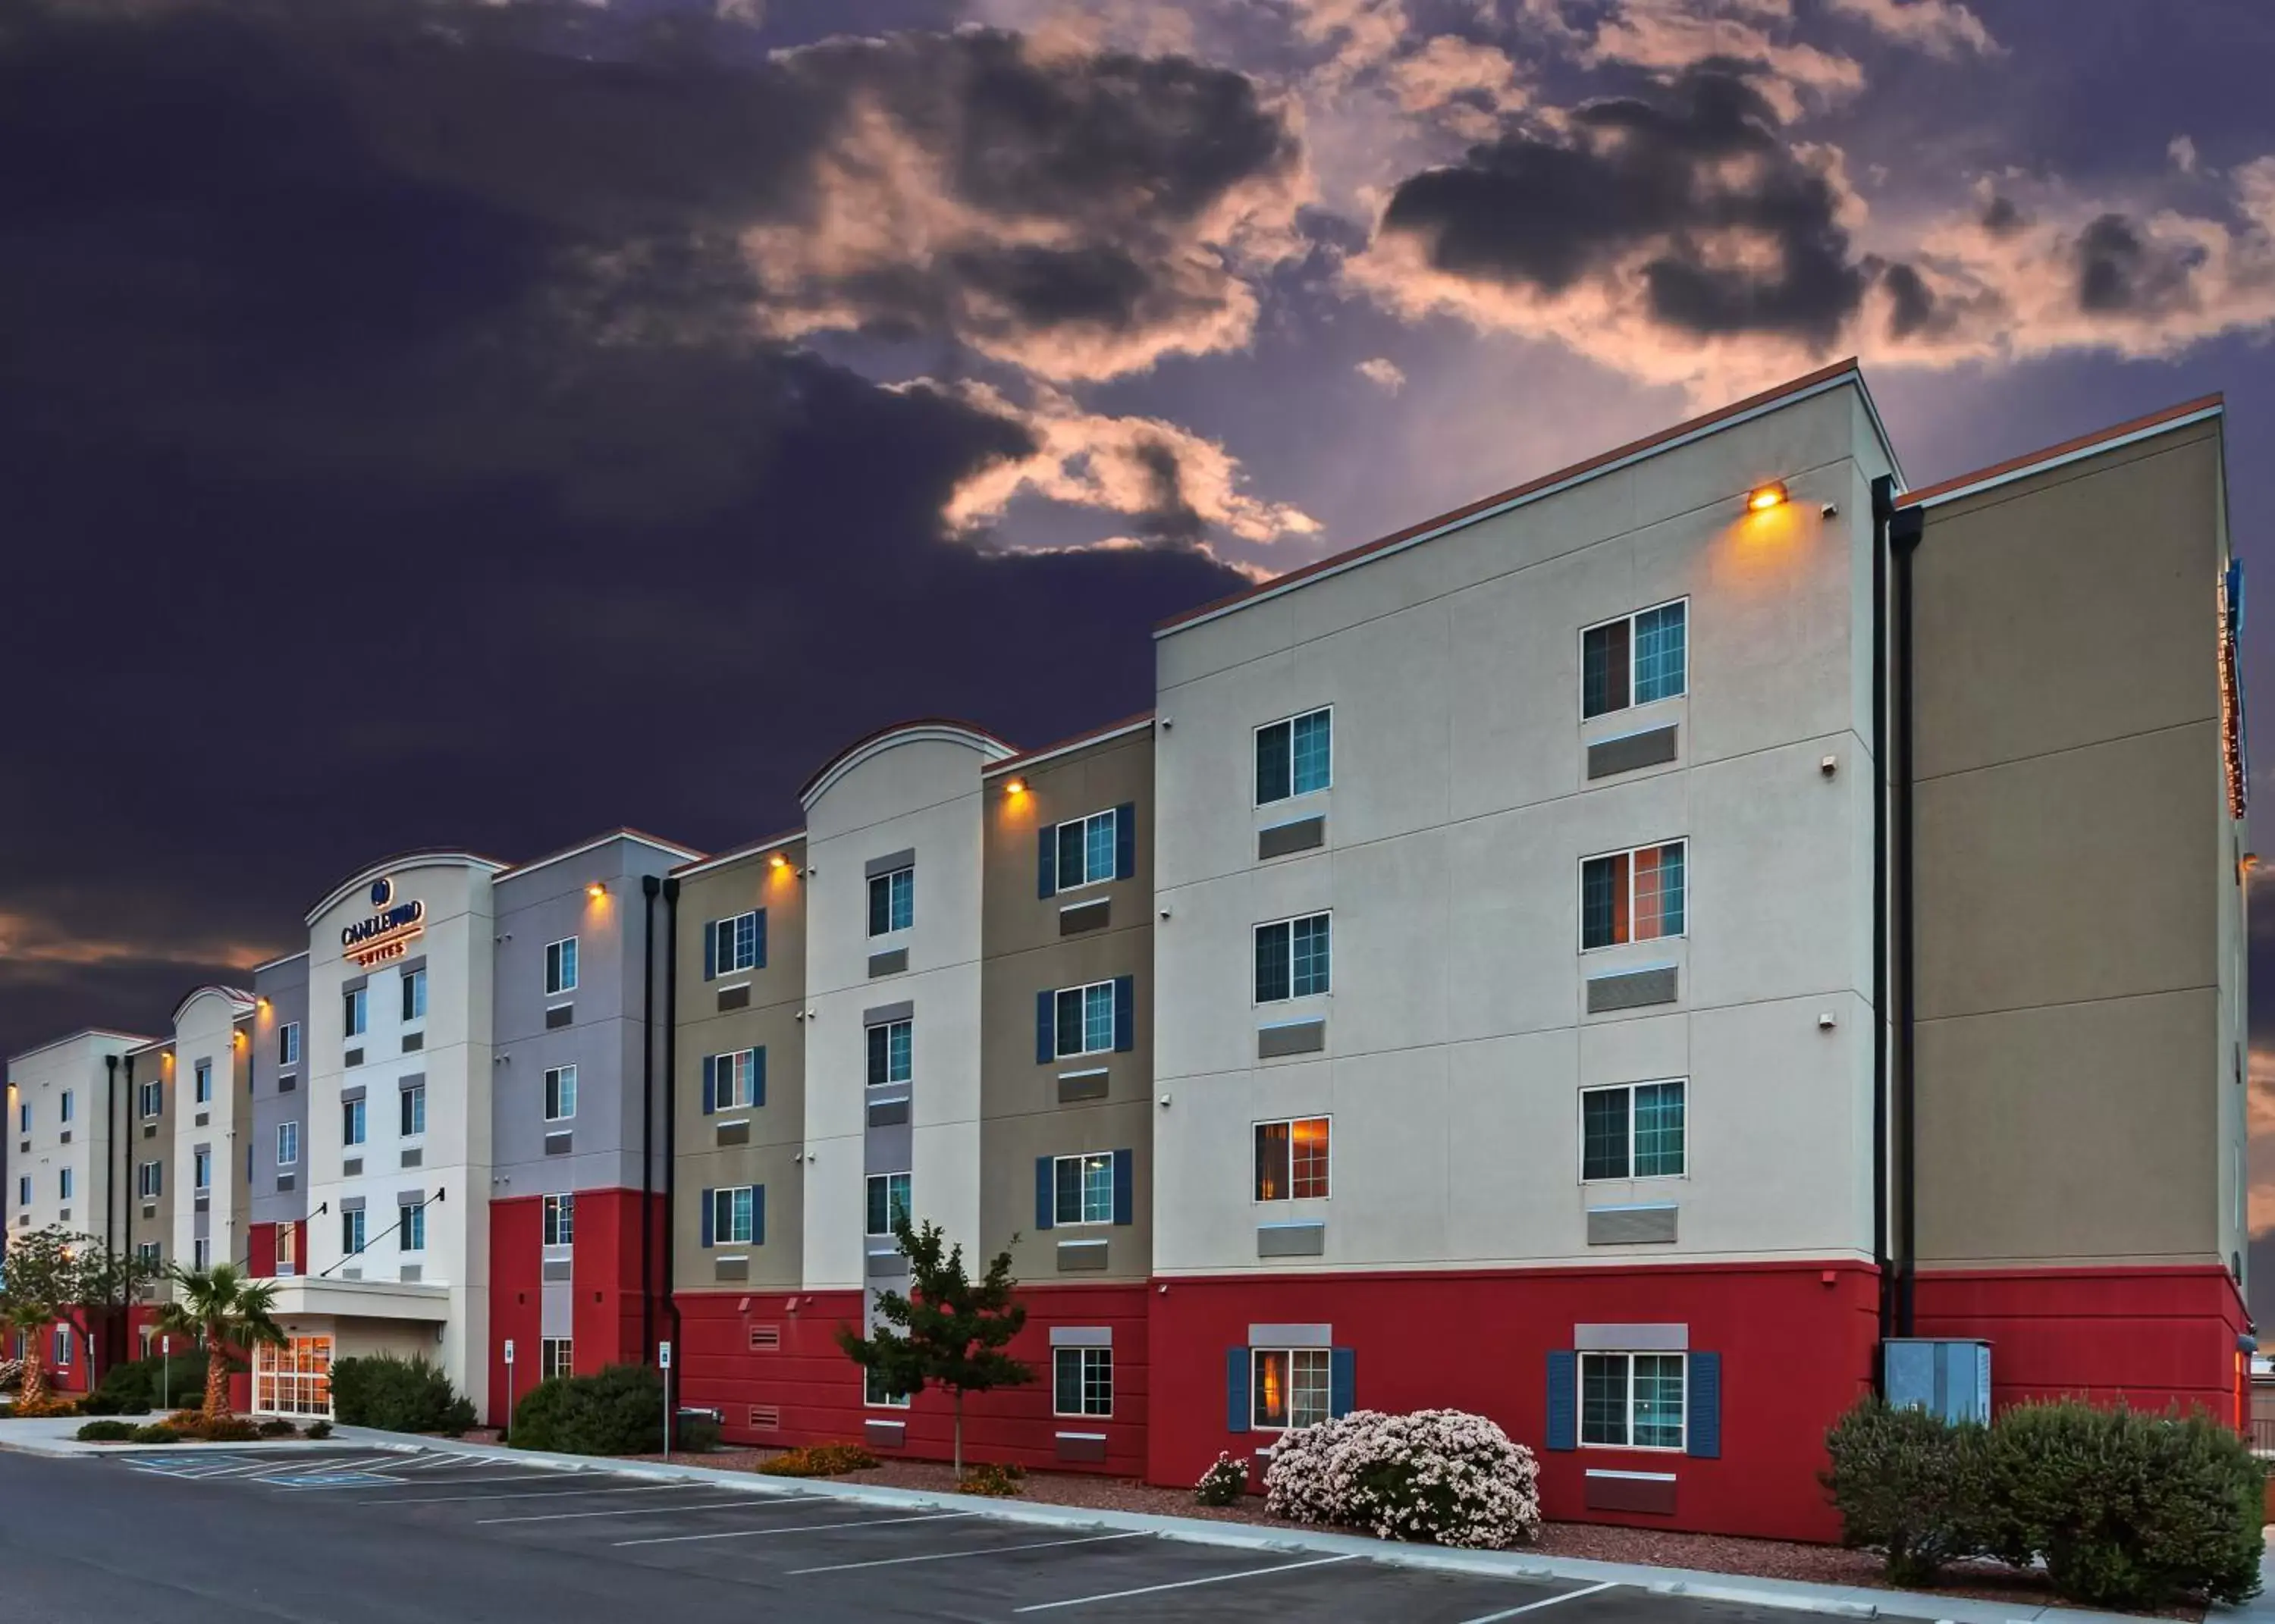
xmin=126 ymin=1044 xmax=174 ymax=1271
xmin=1910 ymin=420 xmax=2239 ymax=1270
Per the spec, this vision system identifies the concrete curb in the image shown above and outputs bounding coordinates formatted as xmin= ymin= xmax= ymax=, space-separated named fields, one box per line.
xmin=324 ymin=1428 xmax=2156 ymax=1624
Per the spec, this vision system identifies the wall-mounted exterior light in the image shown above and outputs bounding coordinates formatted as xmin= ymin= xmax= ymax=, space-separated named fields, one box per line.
xmin=1003 ymin=777 xmax=1027 ymax=796
xmin=1747 ymin=481 xmax=1789 ymax=513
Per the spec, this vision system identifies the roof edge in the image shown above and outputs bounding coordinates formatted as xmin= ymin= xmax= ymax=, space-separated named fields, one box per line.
xmin=984 ymin=712 xmax=1155 ymax=778
xmin=303 ymin=849 xmax=510 ymax=927
xmin=1897 ymin=395 xmax=2224 ymax=510
xmin=171 ymin=984 xmax=257 ymax=1027
xmin=797 ymin=717 xmax=1016 ymax=807
xmin=672 ymin=827 xmax=806 ymax=880
xmin=494 ymin=826 xmax=706 ymax=885
xmin=6 ymin=1027 xmax=154 ymax=1067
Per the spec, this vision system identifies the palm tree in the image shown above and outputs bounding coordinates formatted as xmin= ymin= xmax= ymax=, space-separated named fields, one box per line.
xmin=3 ymin=1305 xmax=53 ymax=1409
xmin=156 ymin=1263 xmax=285 ymax=1421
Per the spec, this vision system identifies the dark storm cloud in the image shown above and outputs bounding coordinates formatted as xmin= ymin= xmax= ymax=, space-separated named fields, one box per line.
xmin=2074 ymin=211 xmax=2208 ymax=315
xmin=1978 ymin=194 xmax=2025 ymax=237
xmin=1880 ymin=262 xmax=1939 ymax=339
xmin=0 ymin=0 xmax=1251 ymax=1061
xmin=1376 ymin=64 xmax=1866 ymax=343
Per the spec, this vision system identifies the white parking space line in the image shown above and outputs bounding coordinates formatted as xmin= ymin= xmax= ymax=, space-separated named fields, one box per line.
xmin=1012 ymin=1553 xmax=1360 ymax=1613
xmin=479 ymin=1495 xmax=824 ymax=1525
xmin=616 ymin=1511 xmax=977 ymax=1548
xmin=1455 ymin=1581 xmax=1621 ymax=1624
xmin=786 ymin=1530 xmax=1148 ymax=1576
xmin=350 ymin=1482 xmax=680 ymax=1506
xmin=248 ymin=1456 xmax=405 ymax=1481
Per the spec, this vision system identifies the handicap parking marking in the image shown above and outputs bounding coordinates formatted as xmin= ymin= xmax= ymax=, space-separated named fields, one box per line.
xmin=124 ymin=1453 xmax=257 ymax=1476
xmin=254 ymin=1469 xmax=404 ymax=1489
xmin=1011 ymin=1552 xmax=1360 ymax=1613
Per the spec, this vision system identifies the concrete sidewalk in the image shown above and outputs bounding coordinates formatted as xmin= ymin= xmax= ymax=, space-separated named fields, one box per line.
xmin=0 ymin=1415 xmax=354 ymax=1456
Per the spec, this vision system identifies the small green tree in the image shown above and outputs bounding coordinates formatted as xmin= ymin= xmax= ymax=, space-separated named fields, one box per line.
xmin=0 ymin=1227 xmax=156 ymax=1406
xmin=157 ymin=1264 xmax=286 ymax=1421
xmin=836 ymin=1212 xmax=1031 ymax=1475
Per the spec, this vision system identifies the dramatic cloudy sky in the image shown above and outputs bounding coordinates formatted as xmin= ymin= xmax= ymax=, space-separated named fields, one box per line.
xmin=6 ymin=0 xmax=2274 ymax=1293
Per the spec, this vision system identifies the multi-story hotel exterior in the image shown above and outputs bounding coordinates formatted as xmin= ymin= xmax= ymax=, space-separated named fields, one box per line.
xmin=3 ymin=365 xmax=2248 ymax=1540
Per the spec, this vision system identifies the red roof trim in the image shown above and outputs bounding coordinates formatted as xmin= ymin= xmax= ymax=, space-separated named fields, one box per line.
xmin=795 ymin=716 xmax=1015 ymax=804
xmin=1157 ymin=358 xmax=1868 ymax=634
xmin=983 ymin=711 xmax=1155 ymax=777
xmin=1896 ymin=393 xmax=2225 ymax=508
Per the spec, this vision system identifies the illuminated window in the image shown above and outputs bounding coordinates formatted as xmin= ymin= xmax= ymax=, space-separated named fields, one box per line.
xmin=1055 ymin=808 xmax=1122 ymax=890
xmin=1054 ymin=983 xmax=1117 ymax=1058
xmin=344 ymin=988 xmax=368 ymax=1039
xmin=253 ymin=1335 xmax=333 ymax=1418
xmin=864 ymin=1172 xmax=910 ymax=1237
xmin=1256 ymin=708 xmax=1332 ymax=804
xmin=275 ymin=1226 xmax=296 ymax=1278
xmin=1583 ymin=600 xmax=1687 ymax=719
xmin=542 ymin=1193 xmax=575 ymax=1248
xmin=865 ymin=1022 xmax=911 ymax=1087
xmin=1581 ymin=842 xmax=1686 ymax=949
xmin=541 ymin=1338 xmax=574 ymax=1382
xmin=400 ymin=967 xmax=426 ymax=1022
xmin=1053 ymin=1347 xmax=1113 ymax=1417
xmin=1251 ymin=1348 xmax=1330 ymax=1431
xmin=1582 ymin=1081 xmax=1686 ymax=1180
xmin=544 ymin=1064 xmax=578 ymax=1122
xmin=1254 ymin=1118 xmax=1331 ymax=1201
xmin=867 ymin=867 xmax=913 ymax=936
xmin=1254 ymin=913 xmax=1331 ymax=1002
xmin=544 ymin=937 xmax=579 ymax=997
xmin=1580 ymin=1352 xmax=1686 ymax=1450
xmin=1053 ymin=1153 xmax=1114 ymax=1226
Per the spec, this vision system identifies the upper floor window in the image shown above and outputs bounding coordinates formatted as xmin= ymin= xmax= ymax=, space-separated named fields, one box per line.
xmin=15 ymin=1174 xmax=28 ymax=1207
xmin=343 ymin=1098 xmax=367 ymax=1147
xmin=1581 ymin=841 xmax=1686 ymax=949
xmin=58 ymin=1167 xmax=75 ymax=1201
xmin=400 ymin=1082 xmax=425 ymax=1137
xmin=1580 ymin=1350 xmax=1685 ymax=1450
xmin=711 ymin=1185 xmax=755 ymax=1245
xmin=868 ymin=867 xmax=913 ymax=936
xmin=193 ymin=1061 xmax=212 ymax=1104
xmin=275 ymin=1225 xmax=297 ymax=1277
xmin=544 ymin=1064 xmax=578 ymax=1122
xmin=1582 ymin=1080 xmax=1686 ymax=1180
xmin=278 ymin=1021 xmax=301 ymax=1066
xmin=136 ymin=1240 xmax=162 ymax=1271
xmin=711 ymin=911 xmax=763 ymax=976
xmin=16 ymin=1101 xmax=27 ymax=1133
xmin=711 ymin=1049 xmax=761 ymax=1111
xmin=543 ymin=1192 xmax=576 ymax=1247
xmin=138 ymin=1160 xmax=163 ymax=1198
xmin=341 ymin=1208 xmax=366 ymax=1257
xmin=1054 ymin=983 xmax=1117 ymax=1058
xmin=401 ymin=967 xmax=427 ymax=1022
xmin=344 ymin=987 xmax=369 ymax=1039
xmin=401 ymin=1200 xmax=426 ymax=1252
xmin=1053 ymin=1152 xmax=1115 ymax=1227
xmin=1055 ymin=808 xmax=1120 ymax=891
xmin=1257 ymin=708 xmax=1332 ymax=805
xmin=1255 ymin=1117 xmax=1330 ymax=1200
xmin=865 ymin=1171 xmax=911 ymax=1237
xmin=1255 ymin=912 xmax=1332 ymax=1003
xmin=1583 ymin=600 xmax=1687 ymax=719
xmin=277 ymin=1122 xmax=300 ymax=1168
xmin=191 ymin=1150 xmax=211 ymax=1192
xmin=544 ymin=936 xmax=579 ymax=996
xmin=59 ymin=1089 xmax=73 ymax=1124
xmin=193 ymin=1237 xmax=212 ymax=1271
xmin=865 ymin=1020 xmax=912 ymax=1089
xmin=138 ymin=1078 xmax=162 ymax=1119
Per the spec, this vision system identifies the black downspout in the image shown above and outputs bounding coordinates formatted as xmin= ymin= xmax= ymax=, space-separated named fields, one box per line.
xmin=1870 ymin=476 xmax=1894 ymax=1363
xmin=1891 ymin=500 xmax=1926 ymax=1338
xmin=661 ymin=877 xmax=682 ymax=1367
xmin=103 ymin=1052 xmax=119 ymax=1387
xmin=640 ymin=873 xmax=660 ymax=1365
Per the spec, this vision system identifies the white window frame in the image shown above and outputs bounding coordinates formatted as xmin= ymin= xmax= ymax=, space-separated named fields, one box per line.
xmin=864 ymin=1171 xmax=911 ymax=1238
xmin=712 ymin=1184 xmax=755 ymax=1245
xmin=541 ymin=1337 xmax=574 ymax=1383
xmin=59 ymin=1167 xmax=74 ymax=1201
xmin=867 ymin=866 xmax=914 ymax=937
xmin=1052 ymin=1152 xmax=1115 ymax=1227
xmin=400 ymin=1201 xmax=426 ymax=1252
xmin=343 ymin=1097 xmax=367 ymax=1147
xmin=277 ymin=1122 xmax=300 ymax=1168
xmin=193 ymin=1060 xmax=213 ymax=1104
xmin=542 ymin=1193 xmax=575 ymax=1249
xmin=1053 ymin=1346 xmax=1114 ymax=1418
xmin=136 ymin=1240 xmax=162 ymax=1271
xmin=400 ymin=1083 xmax=426 ymax=1138
xmin=340 ymin=1210 xmax=365 ymax=1259
xmin=1578 ymin=1350 xmax=1687 ymax=1452
xmin=344 ymin=987 xmax=369 ymax=1039
xmin=59 ymin=1089 xmax=73 ymax=1125
xmin=191 ymin=1150 xmax=210 ymax=1193
xmin=711 ymin=911 xmax=760 ymax=976
xmin=400 ymin=966 xmax=427 ymax=1023
xmin=1581 ymin=597 xmax=1689 ymax=720
xmin=716 ymin=1049 xmax=759 ymax=1110
xmin=1253 ymin=1115 xmax=1332 ymax=1202
xmin=1579 ymin=839 xmax=1688 ymax=952
xmin=1254 ymin=706 xmax=1333 ymax=806
xmin=544 ymin=1064 xmax=579 ymax=1122
xmin=138 ymin=1160 xmax=162 ymax=1199
xmin=1580 ymin=1079 xmax=1688 ymax=1184
xmin=55 ymin=1324 xmax=74 ymax=1367
xmin=1053 ymin=808 xmax=1121 ymax=892
xmin=194 ymin=1231 xmax=214 ymax=1267
xmin=139 ymin=1078 xmax=162 ymax=1119
xmin=1053 ymin=981 xmax=1117 ymax=1059
xmin=864 ymin=1367 xmax=912 ymax=1409
xmin=1250 ymin=1347 xmax=1332 ymax=1432
xmin=865 ymin=1020 xmax=911 ymax=1089
xmin=1253 ymin=911 xmax=1332 ymax=1005
xmin=544 ymin=936 xmax=579 ymax=996
xmin=278 ymin=1021 xmax=301 ymax=1066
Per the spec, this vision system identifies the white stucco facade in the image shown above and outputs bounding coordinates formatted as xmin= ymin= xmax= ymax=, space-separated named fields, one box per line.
xmin=5 ymin=1029 xmax=142 ymax=1249
xmin=169 ymin=986 xmax=253 ymax=1275
xmin=1150 ymin=380 xmax=1897 ymax=1278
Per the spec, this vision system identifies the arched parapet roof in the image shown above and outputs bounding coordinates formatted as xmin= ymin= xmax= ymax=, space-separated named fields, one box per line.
xmin=798 ymin=718 xmax=1015 ymax=809
xmin=171 ymin=985 xmax=256 ymax=1027
xmin=304 ymin=849 xmax=508 ymax=927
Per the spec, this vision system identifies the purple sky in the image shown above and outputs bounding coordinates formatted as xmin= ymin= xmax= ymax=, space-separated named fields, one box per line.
xmin=5 ymin=0 xmax=2272 ymax=1293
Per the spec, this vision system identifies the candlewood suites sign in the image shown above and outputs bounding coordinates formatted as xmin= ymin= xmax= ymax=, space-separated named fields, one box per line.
xmin=344 ymin=876 xmax=425 ymax=967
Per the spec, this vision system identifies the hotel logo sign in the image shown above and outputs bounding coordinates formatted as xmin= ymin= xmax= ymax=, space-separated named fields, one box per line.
xmin=344 ymin=876 xmax=425 ymax=968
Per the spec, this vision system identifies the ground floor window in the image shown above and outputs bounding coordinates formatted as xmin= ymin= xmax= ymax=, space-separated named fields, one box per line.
xmin=864 ymin=1367 xmax=911 ymax=1409
xmin=1053 ymin=1347 xmax=1112 ymax=1417
xmin=1252 ymin=1348 xmax=1329 ymax=1431
xmin=54 ymin=1325 xmax=74 ymax=1367
xmin=1580 ymin=1350 xmax=1684 ymax=1450
xmin=254 ymin=1335 xmax=334 ymax=1418
xmin=541 ymin=1337 xmax=573 ymax=1382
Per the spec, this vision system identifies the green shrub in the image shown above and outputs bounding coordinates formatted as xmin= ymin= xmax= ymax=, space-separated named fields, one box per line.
xmin=306 ymin=1420 xmax=332 ymax=1440
xmin=74 ymin=1419 xmax=138 ymax=1442
xmin=331 ymin=1354 xmax=479 ymax=1434
xmin=257 ymin=1418 xmax=297 ymax=1437
xmin=507 ymin=1364 xmax=670 ymax=1456
xmin=1194 ymin=1452 xmax=1248 ymax=1506
xmin=96 ymin=1351 xmax=209 ymax=1414
xmin=958 ymin=1461 xmax=1025 ymax=1497
xmin=675 ymin=1410 xmax=723 ymax=1453
xmin=1822 ymin=1398 xmax=1994 ymax=1585
xmin=760 ymin=1441 xmax=879 ymax=1477
xmin=129 ymin=1422 xmax=181 ymax=1444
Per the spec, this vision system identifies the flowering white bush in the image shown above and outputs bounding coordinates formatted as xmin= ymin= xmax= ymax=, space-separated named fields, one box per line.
xmin=1263 ymin=1408 xmax=1542 ymax=1549
xmin=1194 ymin=1450 xmax=1250 ymax=1506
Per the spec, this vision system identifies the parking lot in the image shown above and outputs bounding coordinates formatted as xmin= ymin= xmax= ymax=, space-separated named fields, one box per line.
xmin=2 ymin=1444 xmax=1804 ymax=1624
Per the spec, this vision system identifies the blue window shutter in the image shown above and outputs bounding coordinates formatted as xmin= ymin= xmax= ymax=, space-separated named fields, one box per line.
xmin=1034 ymin=1157 xmax=1055 ymax=1231
xmin=702 ymin=923 xmax=716 ymax=982
xmin=1037 ymin=826 xmax=1056 ymax=898
xmin=1687 ymin=1352 xmax=1721 ymax=1459
xmin=753 ymin=910 xmax=767 ymax=970
xmin=1114 ymin=802 xmax=1137 ymax=880
xmin=753 ymin=1185 xmax=766 ymax=1247
xmin=1545 ymin=1350 xmax=1577 ymax=1450
xmin=1330 ymin=1347 xmax=1357 ymax=1418
xmin=1112 ymin=976 xmax=1134 ymax=1052
xmin=1035 ymin=990 xmax=1055 ymax=1065
xmin=1112 ymin=1149 xmax=1134 ymax=1225
xmin=751 ymin=1047 xmax=766 ymax=1108
xmin=701 ymin=1055 xmax=716 ymax=1115
xmin=699 ymin=1189 xmax=714 ymax=1249
xmin=1226 ymin=1348 xmax=1250 ymax=1433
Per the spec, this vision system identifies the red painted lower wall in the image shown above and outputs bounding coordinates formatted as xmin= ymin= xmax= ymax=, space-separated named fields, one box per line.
xmin=488 ymin=1194 xmax=542 ymax=1428
xmin=1913 ymin=1265 xmax=2250 ymax=1424
xmin=1148 ymin=1262 xmax=1883 ymax=1543
xmin=675 ymin=1282 xmax=1151 ymax=1475
xmin=571 ymin=1188 xmax=664 ymax=1375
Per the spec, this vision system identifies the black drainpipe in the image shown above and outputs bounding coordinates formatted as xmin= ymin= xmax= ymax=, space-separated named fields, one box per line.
xmin=640 ymin=873 xmax=660 ymax=1364
xmin=1891 ymin=499 xmax=1925 ymax=1337
xmin=661 ymin=877 xmax=682 ymax=1366
xmin=103 ymin=1052 xmax=119 ymax=1384
xmin=1870 ymin=476 xmax=1894 ymax=1362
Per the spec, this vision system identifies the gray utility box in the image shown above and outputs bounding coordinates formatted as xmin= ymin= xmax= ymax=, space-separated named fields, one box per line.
xmin=1884 ymin=1337 xmax=1991 ymax=1423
